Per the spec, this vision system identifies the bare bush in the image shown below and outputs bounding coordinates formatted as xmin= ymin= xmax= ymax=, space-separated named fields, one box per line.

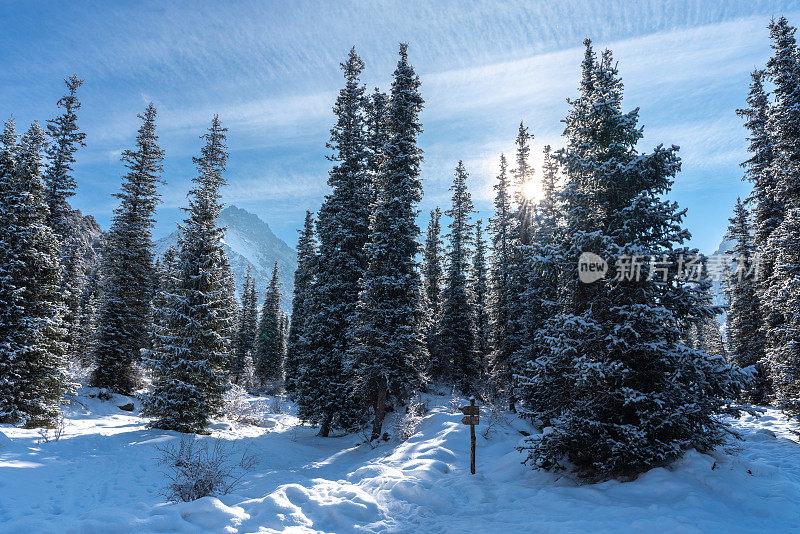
xmin=448 ymin=384 xmax=462 ymax=414
xmin=156 ymin=436 xmax=258 ymax=502
xmin=394 ymin=397 xmax=428 ymax=443
xmin=223 ymin=384 xmax=265 ymax=425
xmin=479 ymin=385 xmax=509 ymax=439
xmin=268 ymin=394 xmax=287 ymax=414
xmin=37 ymin=412 xmax=66 ymax=444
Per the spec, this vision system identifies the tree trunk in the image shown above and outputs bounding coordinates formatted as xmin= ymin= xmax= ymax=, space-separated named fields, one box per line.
xmin=317 ymin=412 xmax=332 ymax=437
xmin=370 ymin=387 xmax=388 ymax=441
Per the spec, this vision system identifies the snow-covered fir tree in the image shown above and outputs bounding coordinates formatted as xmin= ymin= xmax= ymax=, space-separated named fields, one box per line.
xmin=44 ymin=75 xmax=86 ymax=242
xmin=91 ymin=104 xmax=164 ymax=395
xmin=488 ymin=154 xmax=516 ymax=404
xmin=737 ymin=70 xmax=777 ymax=276
xmin=766 ymin=204 xmax=800 ymax=417
xmin=435 ymin=161 xmax=478 ymax=389
xmin=724 ymin=198 xmax=769 ymax=403
xmin=762 ymin=17 xmax=800 ymax=418
xmin=74 ymin=264 xmax=101 ymax=367
xmin=515 ymin=146 xmax=563 ymax=423
xmin=255 ymin=262 xmax=283 ymax=385
xmin=285 ymin=211 xmax=316 ymax=395
xmin=232 ymin=266 xmax=258 ymax=385
xmin=0 ymin=121 xmax=70 ymax=427
xmin=348 ymin=43 xmax=427 ymax=439
xmin=365 ymin=88 xmax=389 ymax=207
xmin=472 ymin=219 xmax=490 ymax=375
xmin=43 ymin=75 xmax=92 ymax=361
xmin=519 ymin=41 xmax=743 ymax=481
xmin=296 ymin=48 xmax=371 ymax=436
xmin=142 ymin=116 xmax=233 ymax=434
xmin=501 ymin=123 xmax=536 ymax=410
xmin=422 ymin=207 xmax=444 ymax=372
xmin=220 ymin=257 xmax=240 ymax=358
xmin=512 ymin=121 xmax=534 ymax=244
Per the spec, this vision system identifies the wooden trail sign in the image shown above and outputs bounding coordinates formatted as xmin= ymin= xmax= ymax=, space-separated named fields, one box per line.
xmin=460 ymin=397 xmax=478 ymax=474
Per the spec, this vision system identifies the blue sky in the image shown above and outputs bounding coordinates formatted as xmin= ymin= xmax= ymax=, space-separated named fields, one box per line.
xmin=1 ymin=0 xmax=798 ymax=252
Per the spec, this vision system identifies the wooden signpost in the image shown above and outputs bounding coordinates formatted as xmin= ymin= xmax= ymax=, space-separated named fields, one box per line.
xmin=460 ymin=397 xmax=479 ymax=474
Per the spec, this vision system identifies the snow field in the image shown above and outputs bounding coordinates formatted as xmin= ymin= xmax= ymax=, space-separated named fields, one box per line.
xmin=1 ymin=391 xmax=799 ymax=533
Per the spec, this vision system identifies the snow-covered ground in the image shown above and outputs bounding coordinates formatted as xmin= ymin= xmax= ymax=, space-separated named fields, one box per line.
xmin=1 ymin=390 xmax=799 ymax=533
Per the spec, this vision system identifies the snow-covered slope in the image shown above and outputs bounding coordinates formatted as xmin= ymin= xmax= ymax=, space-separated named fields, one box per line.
xmin=1 ymin=392 xmax=799 ymax=532
xmin=154 ymin=205 xmax=297 ymax=312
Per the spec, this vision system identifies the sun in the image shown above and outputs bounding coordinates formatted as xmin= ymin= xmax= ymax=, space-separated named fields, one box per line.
xmin=522 ymin=178 xmax=542 ymax=203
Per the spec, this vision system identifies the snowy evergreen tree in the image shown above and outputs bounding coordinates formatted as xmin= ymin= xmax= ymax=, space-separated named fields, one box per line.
xmin=255 ymin=262 xmax=283 ymax=384
xmin=285 ymin=211 xmax=317 ymax=394
xmin=44 ymin=75 xmax=86 ymax=242
xmin=737 ymin=70 xmax=777 ymax=268
xmin=762 ymin=17 xmax=800 ymax=418
xmin=348 ymin=43 xmax=427 ymax=439
xmin=232 ymin=266 xmax=258 ymax=385
xmin=519 ymin=41 xmax=743 ymax=481
xmin=515 ymin=146 xmax=563 ymax=422
xmin=91 ymin=104 xmax=164 ymax=395
xmin=296 ymin=48 xmax=371 ymax=436
xmin=724 ymin=198 xmax=769 ymax=403
xmin=766 ymin=205 xmax=800 ymax=417
xmin=472 ymin=219 xmax=490 ymax=375
xmin=74 ymin=264 xmax=101 ymax=367
xmin=422 ymin=207 xmax=444 ymax=372
xmin=500 ymin=123 xmax=536 ymax=409
xmin=512 ymin=121 xmax=534 ymax=245
xmin=0 ymin=121 xmax=70 ymax=426
xmin=142 ymin=116 xmax=233 ymax=434
xmin=365 ymin=88 xmax=389 ymax=206
xmin=436 ymin=161 xmax=478 ymax=389
xmin=488 ymin=154 xmax=516 ymax=404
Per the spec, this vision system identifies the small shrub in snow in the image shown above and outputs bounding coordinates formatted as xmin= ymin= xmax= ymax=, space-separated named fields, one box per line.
xmin=394 ymin=397 xmax=428 ymax=442
xmin=37 ymin=412 xmax=66 ymax=444
xmin=156 ymin=436 xmax=258 ymax=502
xmin=223 ymin=385 xmax=264 ymax=425
xmin=478 ymin=383 xmax=509 ymax=439
xmin=448 ymin=385 xmax=462 ymax=414
xmin=268 ymin=394 xmax=287 ymax=414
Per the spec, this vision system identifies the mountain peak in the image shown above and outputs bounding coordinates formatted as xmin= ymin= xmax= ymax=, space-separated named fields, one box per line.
xmin=155 ymin=205 xmax=297 ymax=312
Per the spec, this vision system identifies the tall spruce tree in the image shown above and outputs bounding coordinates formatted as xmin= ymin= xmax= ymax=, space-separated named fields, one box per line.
xmin=296 ymin=48 xmax=371 ymax=436
xmin=348 ymin=43 xmax=427 ymax=439
xmin=285 ymin=211 xmax=317 ymax=394
xmin=519 ymin=41 xmax=743 ymax=481
xmin=91 ymin=104 xmax=164 ymax=394
xmin=0 ymin=121 xmax=70 ymax=426
xmin=422 ymin=207 xmax=444 ymax=372
xmin=488 ymin=154 xmax=516 ymax=403
xmin=515 ymin=146 xmax=563 ymax=423
xmin=142 ymin=116 xmax=233 ymax=434
xmin=472 ymin=219 xmax=490 ymax=375
xmin=724 ymin=198 xmax=769 ymax=403
xmin=365 ymin=88 xmax=389 ymax=206
xmin=256 ymin=262 xmax=283 ymax=384
xmin=737 ymin=70 xmax=777 ymax=264
xmin=232 ymin=266 xmax=258 ymax=385
xmin=44 ymin=75 xmax=86 ymax=241
xmin=44 ymin=76 xmax=89 ymax=362
xmin=502 ymin=124 xmax=536 ymax=410
xmin=436 ymin=161 xmax=478 ymax=389
xmin=512 ymin=122 xmax=534 ymax=244
xmin=763 ymin=17 xmax=800 ymax=418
